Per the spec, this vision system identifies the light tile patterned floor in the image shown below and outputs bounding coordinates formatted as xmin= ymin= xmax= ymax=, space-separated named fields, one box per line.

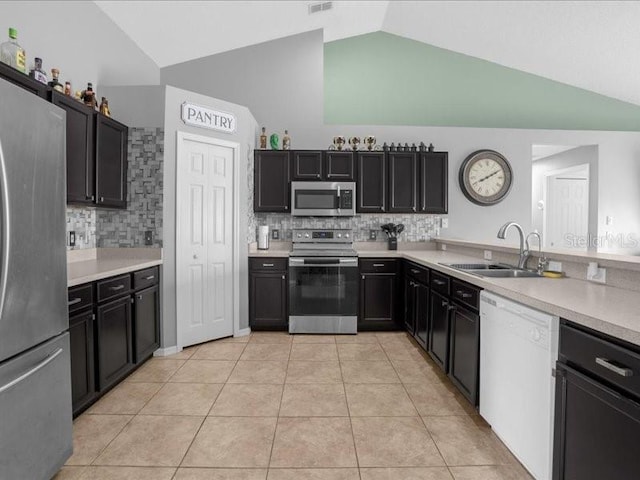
xmin=53 ymin=332 xmax=533 ymax=480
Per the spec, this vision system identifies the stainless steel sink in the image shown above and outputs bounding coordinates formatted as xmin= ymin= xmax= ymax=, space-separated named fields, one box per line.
xmin=468 ymin=269 xmax=543 ymax=278
xmin=440 ymin=263 xmax=511 ymax=270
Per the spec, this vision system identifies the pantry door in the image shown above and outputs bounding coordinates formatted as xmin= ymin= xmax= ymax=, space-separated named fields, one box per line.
xmin=176 ymin=132 xmax=239 ymax=347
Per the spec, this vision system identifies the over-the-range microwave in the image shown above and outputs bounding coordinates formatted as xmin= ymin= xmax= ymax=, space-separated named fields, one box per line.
xmin=291 ymin=181 xmax=356 ymax=217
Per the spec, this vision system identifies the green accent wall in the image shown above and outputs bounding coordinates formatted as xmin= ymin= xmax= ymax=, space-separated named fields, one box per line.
xmin=324 ymin=32 xmax=640 ymax=131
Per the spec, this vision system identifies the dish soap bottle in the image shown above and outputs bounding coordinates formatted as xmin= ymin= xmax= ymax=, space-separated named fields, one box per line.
xmin=0 ymin=28 xmax=26 ymax=73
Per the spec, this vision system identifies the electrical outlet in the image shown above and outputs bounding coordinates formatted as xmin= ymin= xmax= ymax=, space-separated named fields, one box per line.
xmin=548 ymin=261 xmax=562 ymax=272
xmin=441 ymin=243 xmax=447 ymax=251
xmin=441 ymin=218 xmax=449 ymax=228
xmin=484 ymin=250 xmax=492 ymax=260
xmin=144 ymin=230 xmax=153 ymax=246
xmin=369 ymin=230 xmax=377 ymax=241
xmin=587 ymin=262 xmax=607 ymax=284
xmin=272 ymin=229 xmax=280 ymax=240
xmin=69 ymin=231 xmax=76 ymax=247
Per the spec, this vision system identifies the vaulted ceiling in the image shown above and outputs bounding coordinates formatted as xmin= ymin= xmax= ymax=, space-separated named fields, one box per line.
xmin=94 ymin=1 xmax=640 ymax=106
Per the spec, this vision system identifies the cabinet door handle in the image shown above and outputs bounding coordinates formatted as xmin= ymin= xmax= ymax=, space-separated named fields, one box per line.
xmin=456 ymin=290 xmax=472 ymax=299
xmin=447 ymin=305 xmax=457 ymax=311
xmin=262 ymin=263 xmax=274 ymax=267
xmin=441 ymin=300 xmax=448 ymax=307
xmin=282 ymin=275 xmax=286 ymax=280
xmin=410 ymin=268 xmax=420 ymax=274
xmin=373 ymin=263 xmax=385 ymax=267
xmin=109 ymin=285 xmax=125 ymax=291
xmin=130 ymin=298 xmax=134 ymax=304
xmin=595 ymin=357 xmax=634 ymax=377
xmin=68 ymin=298 xmax=82 ymax=306
xmin=433 ymin=279 xmax=445 ymax=286
xmin=99 ymin=196 xmax=104 ymax=203
xmin=86 ymin=195 xmax=95 ymax=201
xmin=137 ymin=294 xmax=143 ymax=300
xmin=144 ymin=275 xmax=155 ymax=280
xmin=284 ymin=206 xmax=288 ymax=210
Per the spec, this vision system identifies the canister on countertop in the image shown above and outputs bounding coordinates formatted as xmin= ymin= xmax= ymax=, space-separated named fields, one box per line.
xmin=258 ymin=225 xmax=270 ymax=250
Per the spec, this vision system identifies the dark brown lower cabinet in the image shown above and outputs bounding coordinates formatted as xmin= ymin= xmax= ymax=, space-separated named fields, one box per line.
xmin=428 ymin=290 xmax=450 ymax=370
xmin=448 ymin=303 xmax=479 ymax=404
xmin=414 ymin=283 xmax=429 ymax=347
xmin=359 ymin=272 xmax=397 ymax=330
xmin=249 ymin=271 xmax=288 ymax=331
xmin=69 ymin=310 xmax=96 ymax=416
xmin=96 ymin=295 xmax=134 ymax=391
xmin=403 ymin=275 xmax=416 ymax=335
xmin=134 ymin=284 xmax=160 ymax=363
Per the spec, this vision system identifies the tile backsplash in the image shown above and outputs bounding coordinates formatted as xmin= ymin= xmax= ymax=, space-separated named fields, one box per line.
xmin=66 ymin=127 xmax=164 ymax=250
xmin=253 ymin=213 xmax=446 ymax=243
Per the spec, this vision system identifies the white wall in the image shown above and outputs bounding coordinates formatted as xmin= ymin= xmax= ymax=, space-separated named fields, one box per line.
xmin=161 ymin=30 xmax=640 ymax=255
xmin=162 ymin=85 xmax=258 ymax=347
xmin=99 ymin=85 xmax=165 ymax=128
xmin=0 ymin=1 xmax=159 ymax=90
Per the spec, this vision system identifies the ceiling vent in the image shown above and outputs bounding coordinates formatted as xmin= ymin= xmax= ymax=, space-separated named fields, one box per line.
xmin=308 ymin=2 xmax=333 ymax=14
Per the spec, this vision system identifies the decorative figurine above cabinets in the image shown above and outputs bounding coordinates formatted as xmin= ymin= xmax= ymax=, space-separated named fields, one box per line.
xmin=269 ymin=133 xmax=279 ymax=150
xmin=99 ymin=97 xmax=111 ymax=117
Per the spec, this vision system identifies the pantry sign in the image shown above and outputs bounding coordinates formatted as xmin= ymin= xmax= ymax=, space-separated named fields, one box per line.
xmin=181 ymin=102 xmax=236 ymax=133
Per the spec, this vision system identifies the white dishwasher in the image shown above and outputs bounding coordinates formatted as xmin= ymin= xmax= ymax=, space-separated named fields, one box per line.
xmin=480 ymin=291 xmax=559 ymax=480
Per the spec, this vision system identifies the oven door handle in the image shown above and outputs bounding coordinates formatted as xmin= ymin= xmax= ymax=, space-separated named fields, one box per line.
xmin=289 ymin=258 xmax=358 ymax=267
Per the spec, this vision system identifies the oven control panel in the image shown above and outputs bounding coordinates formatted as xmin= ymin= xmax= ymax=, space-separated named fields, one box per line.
xmin=293 ymin=229 xmax=353 ymax=243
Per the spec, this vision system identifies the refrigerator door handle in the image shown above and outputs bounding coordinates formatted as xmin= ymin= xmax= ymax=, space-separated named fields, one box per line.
xmin=0 ymin=141 xmax=9 ymax=319
xmin=0 ymin=348 xmax=63 ymax=395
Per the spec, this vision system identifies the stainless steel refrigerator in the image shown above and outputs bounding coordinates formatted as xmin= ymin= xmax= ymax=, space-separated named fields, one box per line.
xmin=0 ymin=79 xmax=72 ymax=479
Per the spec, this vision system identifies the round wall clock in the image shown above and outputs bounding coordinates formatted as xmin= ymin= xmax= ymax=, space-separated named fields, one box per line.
xmin=459 ymin=150 xmax=513 ymax=206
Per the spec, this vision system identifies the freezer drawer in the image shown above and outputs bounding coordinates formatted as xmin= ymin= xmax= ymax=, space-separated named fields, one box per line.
xmin=0 ymin=332 xmax=73 ymax=480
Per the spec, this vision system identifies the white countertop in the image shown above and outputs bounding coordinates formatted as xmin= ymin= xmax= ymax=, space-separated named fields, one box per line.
xmin=67 ymin=248 xmax=163 ymax=287
xmin=249 ymin=244 xmax=640 ymax=346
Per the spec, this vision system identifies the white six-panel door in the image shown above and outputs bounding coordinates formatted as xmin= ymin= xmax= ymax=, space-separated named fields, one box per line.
xmin=177 ymin=132 xmax=238 ymax=347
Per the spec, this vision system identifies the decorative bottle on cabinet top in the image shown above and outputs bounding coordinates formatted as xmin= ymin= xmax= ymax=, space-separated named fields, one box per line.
xmin=282 ymin=130 xmax=291 ymax=150
xmin=0 ymin=28 xmax=26 ymax=73
xmin=29 ymin=57 xmax=47 ymax=84
xmin=49 ymin=68 xmax=64 ymax=92
xmin=259 ymin=127 xmax=267 ymax=149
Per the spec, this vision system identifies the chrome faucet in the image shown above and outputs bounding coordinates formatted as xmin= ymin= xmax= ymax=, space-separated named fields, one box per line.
xmin=526 ymin=231 xmax=548 ymax=273
xmin=497 ymin=222 xmax=528 ymax=269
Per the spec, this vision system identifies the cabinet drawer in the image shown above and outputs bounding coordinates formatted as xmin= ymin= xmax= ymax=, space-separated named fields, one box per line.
xmin=68 ymin=284 xmax=93 ymax=313
xmin=133 ymin=266 xmax=159 ymax=291
xmin=560 ymin=323 xmax=640 ymax=398
xmin=360 ymin=259 xmax=398 ymax=274
xmin=451 ymin=279 xmax=480 ymax=311
xmin=97 ymin=274 xmax=132 ymax=303
xmin=430 ymin=270 xmax=450 ymax=295
xmin=249 ymin=257 xmax=288 ymax=272
xmin=405 ymin=262 xmax=429 ymax=284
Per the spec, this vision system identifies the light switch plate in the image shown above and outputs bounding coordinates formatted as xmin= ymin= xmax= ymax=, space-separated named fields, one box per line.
xmin=548 ymin=261 xmax=562 ymax=272
xmin=441 ymin=218 xmax=449 ymax=228
xmin=272 ymin=229 xmax=279 ymax=240
xmin=484 ymin=250 xmax=492 ymax=260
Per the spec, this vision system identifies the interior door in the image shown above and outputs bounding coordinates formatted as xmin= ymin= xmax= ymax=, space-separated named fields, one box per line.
xmin=177 ymin=134 xmax=236 ymax=347
xmin=545 ymin=174 xmax=589 ymax=250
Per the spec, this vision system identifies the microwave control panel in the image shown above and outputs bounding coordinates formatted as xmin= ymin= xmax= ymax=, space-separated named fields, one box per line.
xmin=340 ymin=190 xmax=353 ymax=209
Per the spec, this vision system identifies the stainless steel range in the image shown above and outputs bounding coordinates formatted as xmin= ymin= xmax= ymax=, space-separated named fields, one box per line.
xmin=289 ymin=229 xmax=358 ymax=334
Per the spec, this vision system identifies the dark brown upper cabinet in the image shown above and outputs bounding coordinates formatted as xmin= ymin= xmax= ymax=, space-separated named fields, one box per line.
xmin=96 ymin=115 xmax=128 ymax=209
xmin=51 ymin=91 xmax=96 ymax=205
xmin=0 ymin=62 xmax=49 ymax=99
xmin=324 ymin=151 xmax=356 ymax=181
xmin=357 ymin=151 xmax=386 ymax=213
xmin=388 ymin=151 xmax=418 ymax=213
xmin=419 ymin=152 xmax=448 ymax=214
xmin=291 ymin=150 xmax=323 ymax=181
xmin=254 ymin=150 xmax=291 ymax=212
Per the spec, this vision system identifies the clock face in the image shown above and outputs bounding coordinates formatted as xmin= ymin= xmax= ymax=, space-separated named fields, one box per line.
xmin=459 ymin=150 xmax=512 ymax=205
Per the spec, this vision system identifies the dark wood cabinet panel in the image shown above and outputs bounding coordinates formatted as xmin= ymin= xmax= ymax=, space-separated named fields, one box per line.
xmin=553 ymin=364 xmax=640 ymax=480
xmin=69 ymin=310 xmax=95 ymax=416
xmin=448 ymin=304 xmax=479 ymax=405
xmin=403 ymin=275 xmax=416 ymax=335
xmin=95 ymin=115 xmax=128 ymax=208
xmin=419 ymin=152 xmax=448 ymax=214
xmin=0 ymin=62 xmax=49 ymax=98
xmin=357 ymin=152 xmax=386 ymax=213
xmin=388 ymin=152 xmax=418 ymax=213
xmin=324 ymin=151 xmax=356 ymax=181
xmin=359 ymin=272 xmax=397 ymax=330
xmin=414 ymin=282 xmax=429 ymax=348
xmin=96 ymin=295 xmax=134 ymax=391
xmin=52 ymin=91 xmax=96 ymax=205
xmin=291 ymin=150 xmax=323 ymax=180
xmin=249 ymin=270 xmax=288 ymax=331
xmin=134 ymin=285 xmax=160 ymax=364
xmin=254 ymin=151 xmax=291 ymax=212
xmin=428 ymin=290 xmax=450 ymax=370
